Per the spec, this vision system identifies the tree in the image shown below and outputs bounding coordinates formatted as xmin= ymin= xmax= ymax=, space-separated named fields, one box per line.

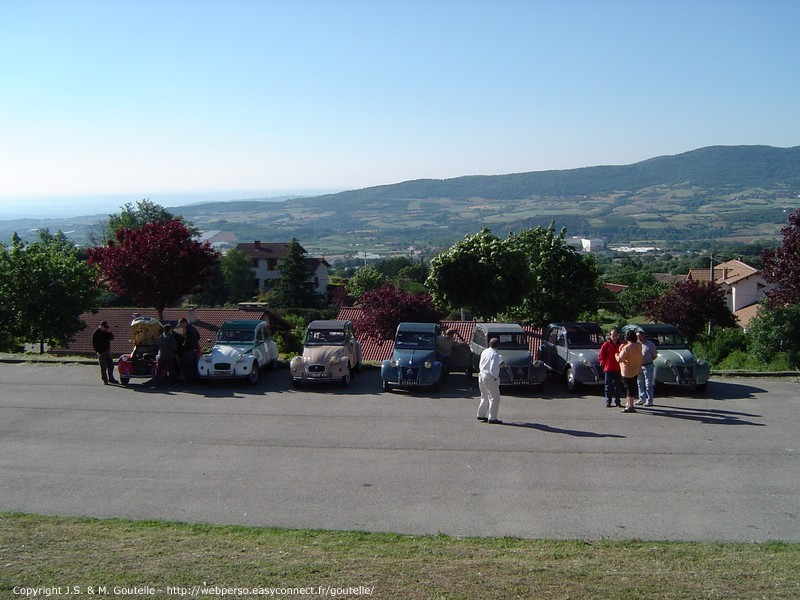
xmin=353 ymin=283 xmax=445 ymax=342
xmin=346 ymin=266 xmax=387 ymax=301
xmin=616 ymin=272 xmax=670 ymax=317
xmin=761 ymin=209 xmax=800 ymax=307
xmin=747 ymin=302 xmax=800 ymax=369
xmin=645 ymin=279 xmax=737 ymax=345
xmin=425 ymin=229 xmax=529 ymax=320
xmin=505 ymin=223 xmax=602 ymax=325
xmin=88 ymin=199 xmax=196 ymax=245
xmin=0 ymin=230 xmax=101 ymax=352
xmin=271 ymin=238 xmax=319 ymax=308
xmin=87 ymin=219 xmax=219 ymax=322
xmin=221 ymin=247 xmax=256 ymax=304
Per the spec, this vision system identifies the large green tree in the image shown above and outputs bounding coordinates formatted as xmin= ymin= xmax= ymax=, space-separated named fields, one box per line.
xmin=505 ymin=223 xmax=602 ymax=325
xmin=221 ymin=247 xmax=256 ymax=304
xmin=87 ymin=219 xmax=219 ymax=322
xmin=271 ymin=238 xmax=320 ymax=308
xmin=425 ymin=229 xmax=530 ymax=320
xmin=0 ymin=230 xmax=101 ymax=352
xmin=88 ymin=199 xmax=195 ymax=245
xmin=346 ymin=266 xmax=387 ymax=302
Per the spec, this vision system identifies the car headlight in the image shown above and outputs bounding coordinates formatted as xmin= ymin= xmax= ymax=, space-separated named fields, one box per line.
xmin=390 ymin=359 xmax=398 ymax=367
xmin=424 ymin=360 xmax=432 ymax=368
xmin=664 ymin=359 xmax=673 ymax=368
xmin=235 ymin=354 xmax=245 ymax=363
xmin=697 ymin=359 xmax=707 ymax=366
xmin=583 ymin=359 xmax=592 ymax=367
xmin=330 ymin=355 xmax=340 ymax=365
xmin=200 ymin=354 xmax=211 ymax=363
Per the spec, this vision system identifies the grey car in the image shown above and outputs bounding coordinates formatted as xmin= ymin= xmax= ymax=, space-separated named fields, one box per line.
xmin=539 ymin=322 xmax=605 ymax=392
xmin=470 ymin=322 xmax=547 ymax=391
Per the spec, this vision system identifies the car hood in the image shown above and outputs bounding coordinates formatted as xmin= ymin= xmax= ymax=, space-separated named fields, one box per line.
xmin=498 ymin=350 xmax=533 ymax=366
xmin=303 ymin=346 xmax=345 ymax=364
xmin=571 ymin=349 xmax=601 ymax=364
xmin=657 ymin=349 xmax=697 ymax=365
xmin=391 ymin=349 xmax=438 ymax=365
xmin=209 ymin=344 xmax=251 ymax=361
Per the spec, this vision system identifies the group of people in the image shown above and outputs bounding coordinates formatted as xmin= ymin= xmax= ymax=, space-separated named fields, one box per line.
xmin=91 ymin=317 xmax=200 ymax=387
xmin=598 ymin=328 xmax=658 ymax=413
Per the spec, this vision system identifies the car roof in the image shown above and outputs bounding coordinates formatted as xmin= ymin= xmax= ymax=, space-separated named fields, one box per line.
xmin=623 ymin=323 xmax=681 ymax=334
xmin=396 ymin=322 xmax=439 ymax=333
xmin=475 ymin=322 xmax=524 ymax=333
xmin=548 ymin=322 xmax=603 ymax=333
xmin=219 ymin=320 xmax=264 ymax=330
xmin=308 ymin=320 xmax=351 ymax=330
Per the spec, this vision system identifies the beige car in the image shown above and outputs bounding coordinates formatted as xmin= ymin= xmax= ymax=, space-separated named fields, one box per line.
xmin=290 ymin=320 xmax=363 ymax=387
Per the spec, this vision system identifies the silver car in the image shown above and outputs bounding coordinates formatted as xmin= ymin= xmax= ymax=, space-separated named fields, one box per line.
xmin=470 ymin=322 xmax=547 ymax=391
xmin=539 ymin=322 xmax=605 ymax=392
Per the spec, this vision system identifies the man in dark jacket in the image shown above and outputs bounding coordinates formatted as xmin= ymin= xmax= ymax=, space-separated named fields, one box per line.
xmin=177 ymin=317 xmax=200 ymax=382
xmin=91 ymin=320 xmax=118 ymax=384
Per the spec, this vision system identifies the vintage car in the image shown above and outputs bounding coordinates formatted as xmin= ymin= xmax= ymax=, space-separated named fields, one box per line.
xmin=197 ymin=319 xmax=278 ymax=385
xmin=290 ymin=320 xmax=362 ymax=387
xmin=470 ymin=322 xmax=546 ymax=390
xmin=381 ymin=322 xmax=444 ymax=392
xmin=539 ymin=322 xmax=605 ymax=392
xmin=621 ymin=323 xmax=711 ymax=392
xmin=117 ymin=316 xmax=162 ymax=386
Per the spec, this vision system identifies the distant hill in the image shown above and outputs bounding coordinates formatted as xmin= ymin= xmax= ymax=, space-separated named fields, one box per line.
xmin=3 ymin=145 xmax=799 ymax=257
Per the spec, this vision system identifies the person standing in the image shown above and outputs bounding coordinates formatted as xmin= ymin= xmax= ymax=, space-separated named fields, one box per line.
xmin=616 ymin=329 xmax=643 ymax=413
xmin=153 ymin=325 xmax=178 ymax=388
xmin=91 ymin=320 xmax=118 ymax=385
xmin=177 ymin=317 xmax=200 ymax=383
xmin=635 ymin=330 xmax=659 ymax=407
xmin=477 ymin=337 xmax=504 ymax=424
xmin=436 ymin=328 xmax=466 ymax=372
xmin=598 ymin=328 xmax=623 ymax=408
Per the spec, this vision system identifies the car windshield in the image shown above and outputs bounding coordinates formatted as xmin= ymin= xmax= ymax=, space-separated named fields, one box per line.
xmin=306 ymin=329 xmax=345 ymax=346
xmin=218 ymin=329 xmax=254 ymax=343
xmin=395 ymin=331 xmax=437 ymax=349
xmin=567 ymin=332 xmax=603 ymax=349
xmin=490 ymin=333 xmax=529 ymax=350
xmin=650 ymin=332 xmax=688 ymax=349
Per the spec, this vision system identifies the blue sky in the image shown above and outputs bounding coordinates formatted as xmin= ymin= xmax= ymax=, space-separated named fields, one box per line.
xmin=1 ymin=0 xmax=798 ymax=219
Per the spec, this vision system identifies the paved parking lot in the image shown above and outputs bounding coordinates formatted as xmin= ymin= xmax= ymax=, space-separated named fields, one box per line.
xmin=0 ymin=363 xmax=798 ymax=541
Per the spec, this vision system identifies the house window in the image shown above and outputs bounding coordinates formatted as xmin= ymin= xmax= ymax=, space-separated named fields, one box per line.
xmin=251 ymin=259 xmax=259 ymax=268
xmin=267 ymin=259 xmax=278 ymax=270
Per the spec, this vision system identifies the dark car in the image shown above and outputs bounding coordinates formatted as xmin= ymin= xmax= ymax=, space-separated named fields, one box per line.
xmin=380 ymin=322 xmax=444 ymax=392
xmin=470 ymin=322 xmax=546 ymax=390
xmin=539 ymin=322 xmax=605 ymax=392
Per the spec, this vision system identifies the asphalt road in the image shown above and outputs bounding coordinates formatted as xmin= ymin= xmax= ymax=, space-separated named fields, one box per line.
xmin=1 ymin=363 xmax=798 ymax=542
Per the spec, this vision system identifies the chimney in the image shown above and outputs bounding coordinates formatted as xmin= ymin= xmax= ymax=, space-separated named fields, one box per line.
xmin=254 ymin=240 xmax=261 ymax=250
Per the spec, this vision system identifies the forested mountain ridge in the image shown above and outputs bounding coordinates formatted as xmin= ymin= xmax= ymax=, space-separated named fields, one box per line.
xmin=3 ymin=145 xmax=798 ymax=256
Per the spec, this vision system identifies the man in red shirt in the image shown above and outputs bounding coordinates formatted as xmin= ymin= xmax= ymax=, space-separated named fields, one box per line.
xmin=598 ymin=328 xmax=623 ymax=407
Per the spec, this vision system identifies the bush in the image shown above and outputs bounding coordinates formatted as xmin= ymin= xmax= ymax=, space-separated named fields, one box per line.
xmin=692 ymin=327 xmax=748 ymax=365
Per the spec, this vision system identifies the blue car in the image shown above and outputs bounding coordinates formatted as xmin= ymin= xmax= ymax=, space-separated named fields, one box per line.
xmin=381 ymin=322 xmax=444 ymax=392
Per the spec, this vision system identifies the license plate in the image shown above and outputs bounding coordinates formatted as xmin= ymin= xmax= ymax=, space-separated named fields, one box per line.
xmin=512 ymin=381 xmax=528 ymax=386
xmin=679 ymin=379 xmax=693 ymax=385
xmin=309 ymin=372 xmax=326 ymax=378
xmin=400 ymin=380 xmax=419 ymax=386
xmin=215 ymin=370 xmax=232 ymax=376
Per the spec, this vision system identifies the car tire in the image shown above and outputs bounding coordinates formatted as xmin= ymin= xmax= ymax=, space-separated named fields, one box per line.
xmin=248 ymin=361 xmax=260 ymax=385
xmin=120 ymin=377 xmax=130 ymax=386
xmin=341 ymin=365 xmax=351 ymax=387
xmin=292 ymin=378 xmax=302 ymax=388
xmin=565 ymin=366 xmax=579 ymax=393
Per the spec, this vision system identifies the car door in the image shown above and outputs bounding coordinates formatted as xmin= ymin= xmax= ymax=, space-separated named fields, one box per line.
xmin=253 ymin=324 xmax=268 ymax=367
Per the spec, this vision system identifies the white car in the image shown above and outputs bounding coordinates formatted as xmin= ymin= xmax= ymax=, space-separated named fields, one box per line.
xmin=197 ymin=320 xmax=278 ymax=385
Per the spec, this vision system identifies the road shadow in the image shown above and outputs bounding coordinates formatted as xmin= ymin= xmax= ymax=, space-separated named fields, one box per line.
xmin=502 ymin=421 xmax=626 ymax=438
xmin=639 ymin=404 xmax=764 ymax=426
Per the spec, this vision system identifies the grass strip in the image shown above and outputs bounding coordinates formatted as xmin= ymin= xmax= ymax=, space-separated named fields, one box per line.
xmin=1 ymin=513 xmax=798 ymax=599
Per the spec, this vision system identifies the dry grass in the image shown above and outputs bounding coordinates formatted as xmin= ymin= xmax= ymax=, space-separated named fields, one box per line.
xmin=1 ymin=514 xmax=798 ymax=599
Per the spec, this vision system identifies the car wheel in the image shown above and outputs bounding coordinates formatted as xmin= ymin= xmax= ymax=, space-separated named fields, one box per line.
xmin=248 ymin=361 xmax=260 ymax=385
xmin=120 ymin=377 xmax=130 ymax=386
xmin=292 ymin=378 xmax=301 ymax=388
xmin=341 ymin=365 xmax=351 ymax=387
xmin=565 ymin=366 xmax=579 ymax=393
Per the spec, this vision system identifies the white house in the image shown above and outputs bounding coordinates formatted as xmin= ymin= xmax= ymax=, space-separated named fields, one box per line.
xmin=687 ymin=259 xmax=773 ymax=313
xmin=235 ymin=241 xmax=330 ymax=295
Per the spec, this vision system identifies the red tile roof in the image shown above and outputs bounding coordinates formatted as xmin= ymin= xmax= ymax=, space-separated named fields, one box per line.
xmin=335 ymin=308 xmax=544 ymax=362
xmin=52 ymin=306 xmax=291 ymax=357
